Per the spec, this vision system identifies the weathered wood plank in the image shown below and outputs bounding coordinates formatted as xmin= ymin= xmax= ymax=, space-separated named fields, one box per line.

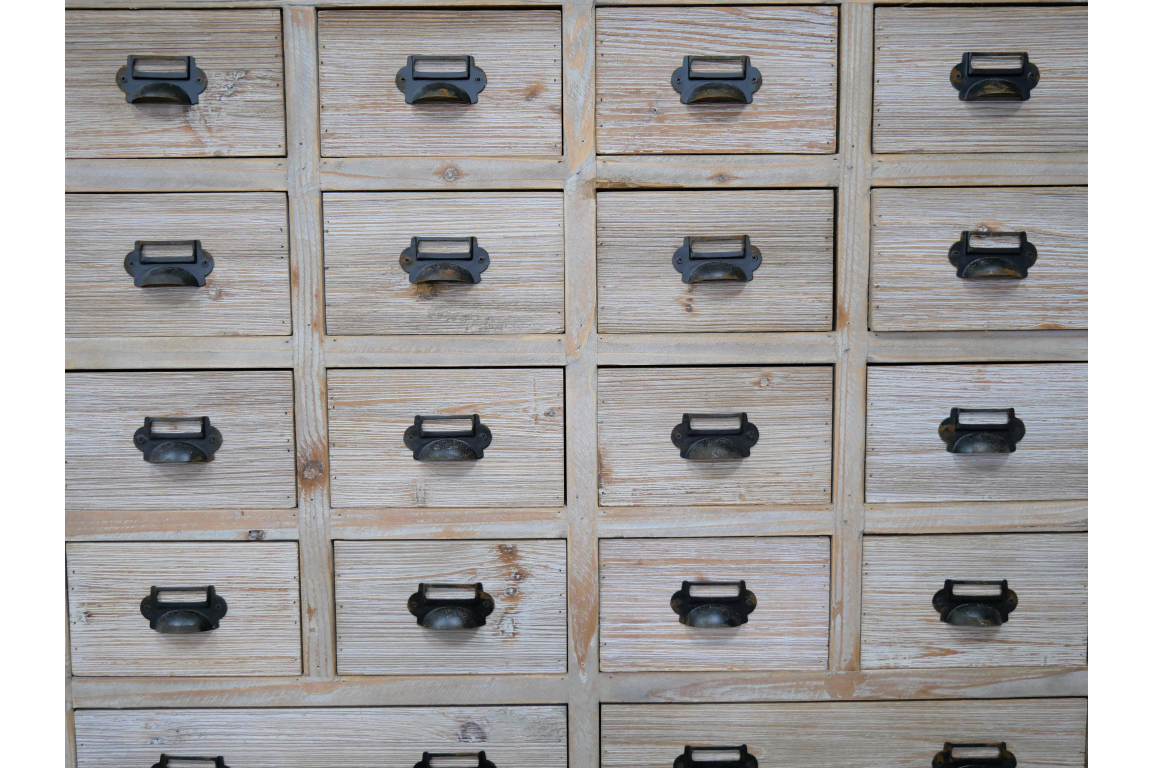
xmin=864 ymin=499 xmax=1087 ymax=534
xmin=321 ymin=157 xmax=566 ymax=190
xmin=331 ymin=507 xmax=566 ymax=540
xmin=66 ymin=508 xmax=299 ymax=541
xmin=867 ymin=330 xmax=1087 ymax=364
xmin=597 ymin=333 xmax=836 ymax=365
xmin=599 ymin=505 xmax=833 ymax=539
xmin=596 ymin=155 xmax=839 ymax=188
xmin=872 ymin=153 xmax=1087 ymax=186
xmin=66 ymin=158 xmax=288 ymax=192
xmin=66 ymin=336 xmax=293 ymax=370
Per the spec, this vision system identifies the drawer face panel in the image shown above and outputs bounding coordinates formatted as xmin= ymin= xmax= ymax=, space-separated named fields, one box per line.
xmin=324 ymin=193 xmax=564 ymax=335
xmin=65 ymin=371 xmax=298 ymax=511
xmin=865 ymin=364 xmax=1086 ymax=503
xmin=67 ymin=542 xmax=301 ymax=677
xmin=871 ymin=188 xmax=1087 ymax=332
xmin=75 ymin=707 xmax=569 ymax=768
xmin=600 ymin=537 xmax=829 ymax=672
xmin=66 ymin=10 xmax=286 ymax=158
xmin=602 ymin=700 xmax=1087 ymax=768
xmin=318 ymin=11 xmax=562 ymax=156
xmin=596 ymin=7 xmax=838 ymax=154
xmin=598 ymin=367 xmax=832 ymax=506
xmin=66 ymin=194 xmax=291 ymax=337
xmin=874 ymin=6 xmax=1087 ymax=153
xmin=861 ymin=534 xmax=1087 ymax=670
xmin=335 ymin=540 xmax=567 ymax=674
xmin=597 ymin=191 xmax=834 ymax=333
xmin=328 ymin=368 xmax=565 ymax=508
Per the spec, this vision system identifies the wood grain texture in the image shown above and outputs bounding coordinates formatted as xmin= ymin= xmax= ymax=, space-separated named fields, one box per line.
xmin=598 ymin=367 xmax=833 ymax=507
xmin=873 ymin=6 xmax=1087 ymax=153
xmin=871 ymin=187 xmax=1087 ymax=331
xmin=599 ymin=505 xmax=832 ymax=539
xmin=328 ymin=368 xmax=565 ymax=508
xmin=599 ymin=537 xmax=829 ymax=672
xmin=597 ymin=191 xmax=833 ymax=333
xmin=597 ymin=155 xmax=839 ymax=188
xmin=66 ymin=10 xmax=286 ymax=158
xmin=865 ymin=499 xmax=1087 ymax=535
xmin=595 ymin=7 xmax=837 ymax=154
xmin=602 ymin=699 xmax=1087 ymax=768
xmin=318 ymin=10 xmax=562 ymax=156
xmin=65 ymin=371 xmax=297 ymax=511
xmin=866 ymin=364 xmax=1086 ymax=503
xmin=67 ymin=157 xmax=288 ymax=192
xmin=324 ymin=193 xmax=565 ymax=335
xmin=866 ymin=330 xmax=1086 ymax=364
xmin=861 ymin=534 xmax=1086 ymax=669
xmin=332 ymin=507 xmax=566 ymax=540
xmin=67 ymin=542 xmax=301 ymax=677
xmin=66 ymin=508 xmax=299 ymax=541
xmin=66 ymin=193 xmax=291 ymax=337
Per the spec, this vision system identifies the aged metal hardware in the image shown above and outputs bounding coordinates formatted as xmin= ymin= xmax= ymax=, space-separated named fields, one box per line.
xmin=400 ymin=237 xmax=490 ymax=284
xmin=117 ymin=55 xmax=207 ymax=105
xmin=671 ymin=56 xmax=761 ymax=104
xmin=933 ymin=580 xmax=1018 ymax=627
xmin=152 ymin=757 xmax=229 ymax=768
xmin=395 ymin=55 xmax=487 ymax=104
xmin=673 ymin=236 xmax=762 ymax=283
xmin=124 ymin=240 xmax=214 ymax=287
xmin=674 ymin=746 xmax=758 ymax=768
xmin=933 ymin=743 xmax=1017 ymax=768
xmin=938 ymin=408 xmax=1025 ymax=454
xmin=140 ymin=586 xmax=228 ymax=634
xmin=404 ymin=414 xmax=492 ymax=461
xmin=415 ymin=753 xmax=497 ymax=768
xmin=951 ymin=52 xmax=1039 ymax=101
xmin=407 ymin=583 xmax=495 ymax=629
xmin=671 ymin=413 xmax=759 ymax=460
xmin=670 ymin=581 xmax=757 ymax=628
xmin=949 ymin=231 xmax=1037 ymax=279
xmin=134 ymin=416 xmax=223 ymax=463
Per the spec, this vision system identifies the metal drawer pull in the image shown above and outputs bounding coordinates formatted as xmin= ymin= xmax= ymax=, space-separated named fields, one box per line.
xmin=415 ymin=752 xmax=497 ymax=768
xmin=670 ymin=580 xmax=757 ymax=628
xmin=671 ymin=56 xmax=761 ymax=104
xmin=140 ymin=586 xmax=228 ymax=634
xmin=938 ymin=408 xmax=1025 ymax=454
xmin=948 ymin=231 xmax=1037 ymax=279
xmin=675 ymin=746 xmax=758 ymax=768
xmin=404 ymin=414 xmax=492 ymax=461
xmin=396 ymin=55 xmax=487 ymax=104
xmin=933 ymin=742 xmax=1017 ymax=768
xmin=673 ymin=236 xmax=762 ymax=283
xmin=400 ymin=237 xmax=490 ymax=284
xmin=134 ymin=416 xmax=223 ymax=463
xmin=932 ymin=580 xmax=1018 ymax=627
xmin=125 ymin=240 xmax=215 ymax=287
xmin=408 ymin=583 xmax=494 ymax=630
xmin=951 ymin=52 xmax=1039 ymax=101
xmin=152 ymin=757 xmax=229 ymax=768
xmin=671 ymin=413 xmax=759 ymax=461
xmin=117 ymin=55 xmax=207 ymax=105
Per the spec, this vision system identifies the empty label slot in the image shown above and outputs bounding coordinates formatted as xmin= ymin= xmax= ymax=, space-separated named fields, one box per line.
xmin=140 ymin=242 xmax=197 ymax=263
xmin=689 ymin=237 xmax=745 ymax=259
xmin=967 ymin=232 xmax=1023 ymax=251
xmin=949 ymin=746 xmax=1006 ymax=760
xmin=689 ymin=415 xmax=742 ymax=432
xmin=149 ymin=418 xmax=206 ymax=436
xmin=424 ymin=585 xmax=477 ymax=601
xmin=155 ymin=589 xmax=209 ymax=604
xmin=413 ymin=57 xmax=469 ymax=79
xmin=957 ymin=410 xmax=1011 ymax=426
xmin=417 ymin=238 xmax=472 ymax=260
xmin=691 ymin=750 xmax=743 ymax=763
xmin=163 ymin=760 xmax=219 ymax=768
xmin=950 ymin=582 xmax=1004 ymax=598
xmin=420 ymin=416 xmax=475 ymax=435
xmin=688 ymin=57 xmax=746 ymax=79
xmin=688 ymin=583 xmax=741 ymax=599
xmin=132 ymin=56 xmax=190 ymax=79
xmin=969 ymin=54 xmax=1025 ymax=72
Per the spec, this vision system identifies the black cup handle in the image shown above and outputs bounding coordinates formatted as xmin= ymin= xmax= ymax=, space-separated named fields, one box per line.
xmin=932 ymin=580 xmax=1018 ymax=627
xmin=938 ymin=408 xmax=1025 ymax=454
xmin=117 ymin=55 xmax=207 ymax=104
xmin=407 ymin=583 xmax=495 ymax=630
xmin=672 ymin=236 xmax=762 ymax=283
xmin=152 ymin=757 xmax=229 ymax=768
xmin=674 ymin=746 xmax=758 ymax=768
xmin=400 ymin=237 xmax=490 ymax=284
xmin=670 ymin=581 xmax=757 ymax=628
xmin=404 ymin=414 xmax=491 ymax=461
xmin=134 ymin=416 xmax=223 ymax=463
xmin=948 ymin=232 xmax=1037 ymax=279
xmin=415 ymin=753 xmax=498 ymax=768
xmin=950 ymin=52 xmax=1039 ymax=101
xmin=395 ymin=55 xmax=487 ymax=103
xmin=933 ymin=742 xmax=1018 ymax=768
xmin=125 ymin=240 xmax=214 ymax=288
xmin=671 ymin=56 xmax=761 ymax=104
xmin=140 ymin=586 xmax=228 ymax=634
xmin=671 ymin=413 xmax=759 ymax=461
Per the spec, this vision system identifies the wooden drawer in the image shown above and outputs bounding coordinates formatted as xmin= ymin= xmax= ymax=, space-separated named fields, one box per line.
xmin=328 ymin=368 xmax=564 ymax=508
xmin=598 ymin=367 xmax=832 ymax=507
xmin=67 ymin=542 xmax=300 ymax=677
xmin=597 ymin=191 xmax=834 ymax=333
xmin=602 ymin=700 xmax=1087 ymax=768
xmin=335 ymin=539 xmax=566 ymax=675
xmin=324 ymin=193 xmax=564 ymax=335
xmin=66 ymin=194 xmax=291 ymax=338
xmin=866 ymin=364 xmax=1086 ymax=503
xmin=596 ymin=7 xmax=837 ymax=154
xmin=65 ymin=371 xmax=297 ymax=511
xmin=874 ymin=6 xmax=1087 ymax=153
xmin=318 ymin=10 xmax=562 ymax=156
xmin=871 ymin=188 xmax=1087 ymax=332
xmin=599 ymin=537 xmax=829 ymax=672
xmin=66 ymin=10 xmax=285 ymax=158
xmin=75 ymin=707 xmax=568 ymax=768
xmin=861 ymin=534 xmax=1086 ymax=670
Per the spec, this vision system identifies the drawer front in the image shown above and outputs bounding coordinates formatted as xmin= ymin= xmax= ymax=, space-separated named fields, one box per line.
xmin=598 ymin=191 xmax=834 ymax=333
xmin=67 ymin=542 xmax=301 ymax=677
xmin=318 ymin=10 xmax=562 ymax=156
xmin=66 ymin=10 xmax=286 ymax=158
xmin=598 ymin=367 xmax=832 ymax=506
xmin=866 ymin=364 xmax=1086 ymax=503
xmin=324 ymin=193 xmax=564 ymax=335
xmin=66 ymin=194 xmax=291 ymax=337
xmin=874 ymin=6 xmax=1087 ymax=153
xmin=602 ymin=700 xmax=1087 ymax=768
xmin=65 ymin=371 xmax=298 ymax=511
xmin=328 ymin=368 xmax=565 ymax=508
xmin=596 ymin=7 xmax=837 ymax=154
xmin=76 ymin=707 xmax=568 ymax=768
xmin=600 ymin=537 xmax=829 ymax=672
xmin=861 ymin=534 xmax=1086 ymax=670
xmin=335 ymin=539 xmax=567 ymax=675
xmin=871 ymin=188 xmax=1087 ymax=332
